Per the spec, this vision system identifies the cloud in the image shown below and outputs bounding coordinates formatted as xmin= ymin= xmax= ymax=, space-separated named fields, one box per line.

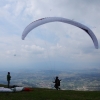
xmin=0 ymin=0 xmax=99 ymax=69
xmin=13 ymin=1 xmax=25 ymax=17
xmin=0 ymin=4 xmax=10 ymax=18
xmin=22 ymin=44 xmax=45 ymax=55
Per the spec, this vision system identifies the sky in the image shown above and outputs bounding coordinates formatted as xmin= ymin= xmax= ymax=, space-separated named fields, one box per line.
xmin=0 ymin=0 xmax=100 ymax=71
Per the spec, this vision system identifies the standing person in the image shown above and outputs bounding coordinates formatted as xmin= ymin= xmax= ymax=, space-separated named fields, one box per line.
xmin=53 ymin=76 xmax=61 ymax=90
xmin=7 ymin=72 xmax=11 ymax=88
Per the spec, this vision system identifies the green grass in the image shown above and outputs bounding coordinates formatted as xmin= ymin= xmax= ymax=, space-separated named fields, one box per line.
xmin=0 ymin=84 xmax=100 ymax=100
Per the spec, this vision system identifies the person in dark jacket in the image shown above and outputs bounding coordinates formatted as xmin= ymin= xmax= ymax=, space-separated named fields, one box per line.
xmin=53 ymin=76 xmax=61 ymax=90
xmin=7 ymin=72 xmax=11 ymax=88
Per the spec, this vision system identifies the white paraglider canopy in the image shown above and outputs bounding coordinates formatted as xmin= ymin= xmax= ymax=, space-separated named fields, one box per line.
xmin=22 ymin=17 xmax=99 ymax=49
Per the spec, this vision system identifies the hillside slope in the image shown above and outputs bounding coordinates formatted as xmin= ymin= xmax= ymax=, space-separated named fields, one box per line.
xmin=0 ymin=84 xmax=100 ymax=100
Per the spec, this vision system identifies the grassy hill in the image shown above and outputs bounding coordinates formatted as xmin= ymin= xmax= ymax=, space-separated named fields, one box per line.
xmin=0 ymin=84 xmax=100 ymax=100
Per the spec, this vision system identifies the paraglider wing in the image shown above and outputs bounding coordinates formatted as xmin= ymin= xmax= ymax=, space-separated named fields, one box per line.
xmin=22 ymin=17 xmax=98 ymax=49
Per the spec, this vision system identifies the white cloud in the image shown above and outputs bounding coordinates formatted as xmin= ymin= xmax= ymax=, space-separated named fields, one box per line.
xmin=13 ymin=1 xmax=25 ymax=17
xmin=0 ymin=0 xmax=100 ymax=69
xmin=22 ymin=44 xmax=45 ymax=54
xmin=0 ymin=4 xmax=10 ymax=18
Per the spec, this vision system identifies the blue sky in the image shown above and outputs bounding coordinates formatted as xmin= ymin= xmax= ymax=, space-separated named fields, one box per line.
xmin=0 ymin=0 xmax=100 ymax=71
